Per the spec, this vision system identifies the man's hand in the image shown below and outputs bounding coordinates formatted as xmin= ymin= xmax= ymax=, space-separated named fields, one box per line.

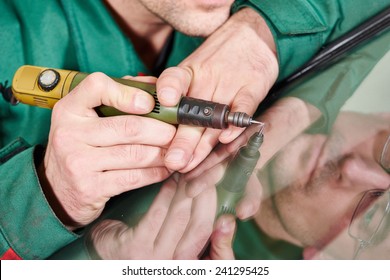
xmin=39 ymin=73 xmax=176 ymax=230
xmin=156 ymin=8 xmax=278 ymax=173
xmin=88 ymin=177 xmax=236 ymax=259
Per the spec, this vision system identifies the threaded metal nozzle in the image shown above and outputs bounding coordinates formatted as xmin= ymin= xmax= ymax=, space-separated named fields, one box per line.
xmin=226 ymin=111 xmax=252 ymax=127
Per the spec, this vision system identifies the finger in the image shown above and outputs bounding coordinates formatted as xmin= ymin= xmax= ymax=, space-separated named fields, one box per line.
xmin=88 ymin=219 xmax=129 ymax=259
xmin=61 ymin=72 xmax=155 ymax=116
xmin=156 ymin=67 xmax=192 ymax=106
xmin=164 ymin=125 xmax=204 ymax=171
xmin=219 ymin=88 xmax=260 ymax=143
xmin=133 ymin=178 xmax=178 ymax=243
xmin=208 ymin=215 xmax=236 ymax=260
xmin=153 ymin=178 xmax=193 ymax=258
xmin=98 ymin=167 xmax=172 ymax=198
xmin=173 ymin=186 xmax=217 ymax=259
xmin=184 ymin=143 xmax=232 ymax=181
xmin=79 ymin=115 xmax=176 ymax=147
xmin=185 ymin=162 xmax=226 ymax=198
xmin=89 ymin=144 xmax=168 ymax=171
xmin=179 ymin=128 xmax=221 ymax=173
xmin=236 ymin=172 xmax=263 ymax=220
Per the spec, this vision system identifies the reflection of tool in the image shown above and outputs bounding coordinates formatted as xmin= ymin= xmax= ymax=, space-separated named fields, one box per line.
xmin=11 ymin=65 xmax=260 ymax=129
xmin=216 ymin=124 xmax=264 ymax=216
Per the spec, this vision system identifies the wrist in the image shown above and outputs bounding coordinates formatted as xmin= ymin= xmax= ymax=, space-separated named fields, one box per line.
xmin=230 ymin=7 xmax=277 ymax=57
xmin=35 ymin=146 xmax=79 ymax=231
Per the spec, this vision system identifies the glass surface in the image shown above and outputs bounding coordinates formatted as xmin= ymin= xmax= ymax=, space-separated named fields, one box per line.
xmin=253 ymin=50 xmax=390 ymax=260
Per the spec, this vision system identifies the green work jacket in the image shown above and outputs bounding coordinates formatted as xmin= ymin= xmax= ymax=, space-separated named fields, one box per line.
xmin=0 ymin=0 xmax=389 ymax=259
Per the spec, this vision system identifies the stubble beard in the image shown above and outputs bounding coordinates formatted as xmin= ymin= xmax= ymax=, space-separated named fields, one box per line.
xmin=140 ymin=1 xmax=231 ymax=37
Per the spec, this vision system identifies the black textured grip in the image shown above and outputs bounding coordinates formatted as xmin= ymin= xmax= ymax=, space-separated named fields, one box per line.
xmin=177 ymin=96 xmax=229 ymax=129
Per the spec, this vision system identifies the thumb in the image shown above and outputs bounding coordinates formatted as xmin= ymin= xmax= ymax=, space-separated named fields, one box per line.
xmin=208 ymin=215 xmax=236 ymax=260
xmin=62 ymin=72 xmax=155 ymax=116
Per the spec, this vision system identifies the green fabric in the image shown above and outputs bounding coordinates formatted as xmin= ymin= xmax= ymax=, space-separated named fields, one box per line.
xmin=0 ymin=0 xmax=389 ymax=259
xmin=0 ymin=139 xmax=78 ymax=259
xmin=234 ymin=220 xmax=303 ymax=260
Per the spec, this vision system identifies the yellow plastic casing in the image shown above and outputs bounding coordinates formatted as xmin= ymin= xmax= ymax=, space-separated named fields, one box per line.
xmin=12 ymin=65 xmax=78 ymax=109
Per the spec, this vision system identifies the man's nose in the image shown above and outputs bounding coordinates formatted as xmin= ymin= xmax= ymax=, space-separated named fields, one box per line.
xmin=339 ymin=155 xmax=390 ymax=189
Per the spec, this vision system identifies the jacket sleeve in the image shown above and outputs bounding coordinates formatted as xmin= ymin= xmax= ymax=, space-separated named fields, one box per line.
xmin=0 ymin=138 xmax=79 ymax=260
xmin=232 ymin=0 xmax=390 ymax=80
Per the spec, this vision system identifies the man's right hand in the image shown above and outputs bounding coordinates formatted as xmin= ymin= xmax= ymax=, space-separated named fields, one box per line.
xmin=39 ymin=73 xmax=176 ymax=230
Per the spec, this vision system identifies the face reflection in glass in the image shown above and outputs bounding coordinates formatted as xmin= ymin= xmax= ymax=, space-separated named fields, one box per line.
xmin=256 ymin=112 xmax=390 ymax=258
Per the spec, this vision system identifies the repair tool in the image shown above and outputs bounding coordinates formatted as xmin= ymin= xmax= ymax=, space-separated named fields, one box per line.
xmin=11 ymin=65 xmax=260 ymax=129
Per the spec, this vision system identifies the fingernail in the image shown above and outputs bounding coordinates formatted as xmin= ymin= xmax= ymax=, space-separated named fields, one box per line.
xmin=159 ymin=87 xmax=179 ymax=104
xmin=165 ymin=149 xmax=185 ymax=163
xmin=220 ymin=129 xmax=232 ymax=140
xmin=134 ymin=93 xmax=152 ymax=112
xmin=219 ymin=217 xmax=234 ymax=234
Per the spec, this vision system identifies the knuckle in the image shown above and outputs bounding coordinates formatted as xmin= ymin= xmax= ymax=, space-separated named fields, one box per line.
xmin=123 ymin=117 xmax=141 ymax=138
xmin=116 ymin=169 xmax=142 ymax=188
xmin=150 ymin=167 xmax=171 ymax=182
xmin=128 ymin=145 xmax=146 ymax=162
xmin=51 ymin=100 xmax=67 ymax=120
xmin=172 ymin=208 xmax=191 ymax=227
xmin=99 ymin=117 xmax=117 ymax=132
xmin=50 ymin=126 xmax=72 ymax=150
xmin=112 ymin=144 xmax=144 ymax=162
xmin=82 ymin=72 xmax=108 ymax=92
xmin=99 ymin=117 xmax=141 ymax=139
xmin=234 ymin=90 xmax=258 ymax=112
xmin=63 ymin=152 xmax=86 ymax=179
xmin=172 ymin=135 xmax=194 ymax=148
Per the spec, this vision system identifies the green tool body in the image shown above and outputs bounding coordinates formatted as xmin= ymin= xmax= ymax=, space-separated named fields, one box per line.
xmin=216 ymin=128 xmax=264 ymax=216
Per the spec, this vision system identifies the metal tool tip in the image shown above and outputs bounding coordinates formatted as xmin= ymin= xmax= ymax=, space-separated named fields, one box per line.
xmin=256 ymin=121 xmax=265 ymax=135
xmin=250 ymin=119 xmax=262 ymax=125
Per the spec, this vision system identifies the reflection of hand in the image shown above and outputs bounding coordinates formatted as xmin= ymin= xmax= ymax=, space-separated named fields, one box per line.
xmin=156 ymin=8 xmax=278 ymax=173
xmin=88 ymin=177 xmax=236 ymax=259
xmin=185 ymin=153 xmax=263 ymax=220
xmin=39 ymin=74 xmax=176 ymax=230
